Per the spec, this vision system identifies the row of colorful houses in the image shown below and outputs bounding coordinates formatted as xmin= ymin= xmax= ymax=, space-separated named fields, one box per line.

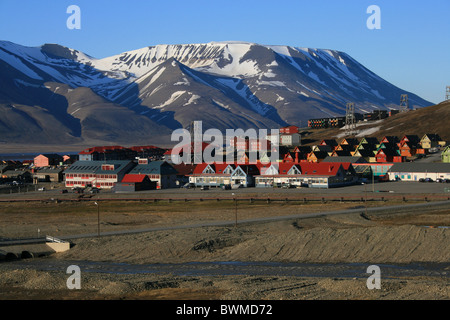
xmin=61 ymin=156 xmax=361 ymax=191
xmin=188 ymin=161 xmax=358 ymax=189
xmin=295 ymin=134 xmax=446 ymax=164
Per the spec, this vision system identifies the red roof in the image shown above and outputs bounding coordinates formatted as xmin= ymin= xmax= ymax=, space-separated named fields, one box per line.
xmin=192 ymin=163 xmax=209 ymax=174
xmin=168 ymin=142 xmax=211 ymax=155
xmin=171 ymin=163 xmax=196 ymax=175
xmin=187 ymin=161 xmax=355 ymax=177
xmin=129 ymin=145 xmax=161 ymax=151
xmin=299 ymin=162 xmax=342 ymax=176
xmin=192 ymin=163 xmax=235 ymax=175
xmin=121 ymin=174 xmax=148 ymax=183
xmin=79 ymin=145 xmax=126 ymax=155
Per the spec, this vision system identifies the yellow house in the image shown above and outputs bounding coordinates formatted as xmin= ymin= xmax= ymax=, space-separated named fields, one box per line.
xmin=420 ymin=134 xmax=445 ymax=149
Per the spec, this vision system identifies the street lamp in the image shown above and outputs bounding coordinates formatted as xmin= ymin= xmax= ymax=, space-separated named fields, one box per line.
xmin=362 ymin=182 xmax=368 ymax=217
xmin=232 ymin=193 xmax=237 ymax=227
xmin=372 ymin=170 xmax=375 ymax=193
xmin=94 ymin=201 xmax=100 ymax=237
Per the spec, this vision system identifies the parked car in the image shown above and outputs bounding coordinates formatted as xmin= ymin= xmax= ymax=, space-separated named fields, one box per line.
xmin=38 ymin=187 xmax=45 ymax=191
xmin=200 ymin=185 xmax=209 ymax=191
xmin=424 ymin=178 xmax=434 ymax=182
xmin=60 ymin=189 xmax=68 ymax=194
xmin=73 ymin=187 xmax=84 ymax=193
xmin=419 ymin=178 xmax=425 ymax=182
xmin=183 ymin=183 xmax=195 ymax=189
xmin=89 ymin=187 xmax=100 ymax=194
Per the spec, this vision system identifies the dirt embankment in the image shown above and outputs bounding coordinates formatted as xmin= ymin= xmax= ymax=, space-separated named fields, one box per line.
xmin=0 ymin=200 xmax=449 ymax=300
xmin=55 ymin=212 xmax=450 ymax=265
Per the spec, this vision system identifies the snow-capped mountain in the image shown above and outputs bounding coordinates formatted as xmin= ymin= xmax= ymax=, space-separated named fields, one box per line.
xmin=0 ymin=40 xmax=432 ymax=146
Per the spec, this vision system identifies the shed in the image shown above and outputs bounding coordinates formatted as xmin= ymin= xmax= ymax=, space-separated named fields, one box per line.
xmin=115 ymin=174 xmax=156 ymax=192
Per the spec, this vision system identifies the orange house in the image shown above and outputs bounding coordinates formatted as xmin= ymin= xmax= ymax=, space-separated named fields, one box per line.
xmin=33 ymin=154 xmax=63 ymax=168
xmin=307 ymin=151 xmax=329 ymax=163
xmin=398 ymin=141 xmax=417 ymax=157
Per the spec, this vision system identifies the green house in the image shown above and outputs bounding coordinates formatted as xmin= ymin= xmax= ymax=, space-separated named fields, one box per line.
xmin=442 ymin=146 xmax=450 ymax=163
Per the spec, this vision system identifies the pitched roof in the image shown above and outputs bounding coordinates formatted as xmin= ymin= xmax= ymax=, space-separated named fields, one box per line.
xmin=293 ymin=146 xmax=312 ymax=153
xmin=360 ymin=137 xmax=379 ymax=145
xmin=421 ymin=133 xmax=443 ymax=141
xmin=376 ymin=148 xmax=399 ymax=157
xmin=36 ymin=153 xmax=63 ymax=159
xmin=340 ymin=138 xmax=359 ymax=146
xmin=401 ymin=135 xmax=420 ymax=145
xmin=171 ymin=163 xmax=196 ymax=175
xmin=65 ymin=160 xmax=133 ymax=174
xmin=323 ymin=156 xmax=367 ymax=163
xmin=79 ymin=146 xmax=127 ymax=155
xmin=331 ymin=150 xmax=353 ymax=157
xmin=299 ymin=163 xmax=342 ymax=176
xmin=129 ymin=145 xmax=162 ymax=151
xmin=191 ymin=163 xmax=236 ymax=175
xmin=381 ymin=136 xmax=400 ymax=143
xmin=353 ymin=149 xmax=374 ymax=157
xmin=121 ymin=174 xmax=148 ymax=183
xmin=308 ymin=151 xmax=329 ymax=159
xmin=234 ymin=164 xmax=260 ymax=175
xmin=128 ymin=161 xmax=177 ymax=175
xmin=320 ymin=139 xmax=338 ymax=146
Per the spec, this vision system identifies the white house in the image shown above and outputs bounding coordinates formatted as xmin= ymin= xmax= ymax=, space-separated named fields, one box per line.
xmin=388 ymin=163 xmax=450 ymax=181
xmin=280 ymin=133 xmax=301 ymax=146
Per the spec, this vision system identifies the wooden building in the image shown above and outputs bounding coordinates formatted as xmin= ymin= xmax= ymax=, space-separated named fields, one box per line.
xmin=115 ymin=174 xmax=156 ymax=192
xmin=388 ymin=163 xmax=450 ymax=181
xmin=442 ymin=146 xmax=450 ymax=163
xmin=127 ymin=161 xmax=178 ymax=189
xmin=64 ymin=160 xmax=135 ymax=189
xmin=34 ymin=154 xmax=63 ymax=168
xmin=420 ymin=134 xmax=445 ymax=150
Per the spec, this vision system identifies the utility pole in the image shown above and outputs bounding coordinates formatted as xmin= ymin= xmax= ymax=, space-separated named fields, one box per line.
xmin=446 ymin=86 xmax=450 ymax=101
xmin=363 ymin=182 xmax=368 ymax=217
xmin=94 ymin=201 xmax=100 ymax=237
xmin=372 ymin=170 xmax=375 ymax=193
xmin=400 ymin=94 xmax=409 ymax=112
xmin=345 ymin=102 xmax=356 ymax=136
xmin=232 ymin=193 xmax=237 ymax=227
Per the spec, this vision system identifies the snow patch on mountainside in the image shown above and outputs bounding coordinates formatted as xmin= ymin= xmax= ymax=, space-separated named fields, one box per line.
xmin=153 ymin=91 xmax=186 ymax=109
xmin=198 ymin=43 xmax=260 ymax=77
xmin=184 ymin=94 xmax=200 ymax=106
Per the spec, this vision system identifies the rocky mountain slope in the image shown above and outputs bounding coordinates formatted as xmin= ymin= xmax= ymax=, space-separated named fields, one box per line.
xmin=0 ymin=40 xmax=433 ymax=147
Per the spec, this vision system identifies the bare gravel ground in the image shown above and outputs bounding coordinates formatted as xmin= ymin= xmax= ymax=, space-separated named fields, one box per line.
xmin=0 ymin=192 xmax=449 ymax=300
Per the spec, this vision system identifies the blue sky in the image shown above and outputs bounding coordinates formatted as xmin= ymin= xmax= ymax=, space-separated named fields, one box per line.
xmin=0 ymin=0 xmax=448 ymax=104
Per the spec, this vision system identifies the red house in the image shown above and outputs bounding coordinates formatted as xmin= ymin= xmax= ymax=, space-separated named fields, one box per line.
xmin=280 ymin=125 xmax=299 ymax=134
xmin=282 ymin=152 xmax=301 ymax=163
xmin=375 ymin=148 xmax=404 ymax=163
